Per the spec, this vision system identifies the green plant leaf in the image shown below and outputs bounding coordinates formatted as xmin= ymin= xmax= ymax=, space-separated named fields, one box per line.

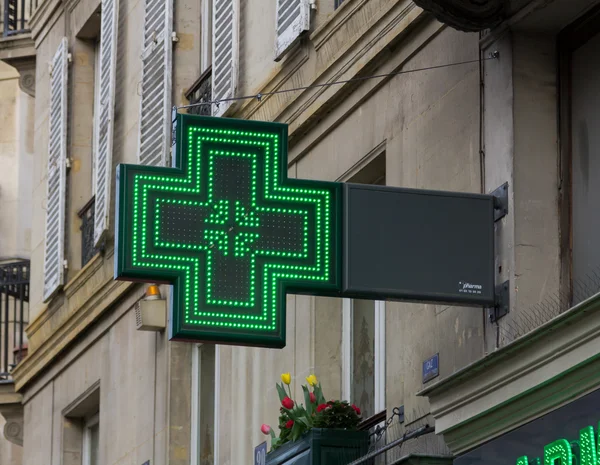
xmin=296 ymin=416 xmax=310 ymax=428
xmin=291 ymin=420 xmax=303 ymax=441
xmin=276 ymin=382 xmax=287 ymax=403
xmin=314 ymin=383 xmax=326 ymax=405
xmin=271 ymin=437 xmax=281 ymax=451
xmin=301 ymin=385 xmax=314 ymax=416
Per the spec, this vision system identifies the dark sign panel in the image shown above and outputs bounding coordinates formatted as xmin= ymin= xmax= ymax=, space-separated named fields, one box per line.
xmin=343 ymin=184 xmax=495 ymax=307
xmin=115 ymin=114 xmax=341 ymax=348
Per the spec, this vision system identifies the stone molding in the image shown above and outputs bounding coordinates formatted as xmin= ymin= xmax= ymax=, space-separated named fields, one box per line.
xmin=26 ymin=251 xmax=104 ymax=348
xmin=0 ymin=36 xmax=36 ymax=97
xmin=12 ymin=249 xmax=140 ymax=392
xmin=4 ymin=417 xmax=23 ymax=446
xmin=418 ymin=293 xmax=600 ymax=455
xmin=10 ymin=57 xmax=36 ymax=97
xmin=0 ymin=383 xmax=23 ymax=447
xmin=310 ymin=0 xmax=373 ymax=51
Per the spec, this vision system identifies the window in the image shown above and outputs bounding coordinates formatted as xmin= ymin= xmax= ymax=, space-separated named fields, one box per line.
xmin=191 ymin=344 xmax=218 ymax=465
xmin=42 ymin=37 xmax=69 ymax=301
xmin=335 ymin=0 xmax=345 ymax=9
xmin=83 ymin=413 xmax=100 ymax=465
xmin=77 ymin=22 xmax=102 ymax=268
xmin=211 ymin=0 xmax=238 ymax=116
xmin=561 ymin=7 xmax=600 ymax=303
xmin=91 ymin=37 xmax=101 ymax=196
xmin=341 ymin=148 xmax=386 ymax=418
xmin=201 ymin=0 xmax=213 ymax=73
xmin=274 ymin=0 xmax=310 ymax=61
xmin=342 ymin=299 xmax=386 ymax=418
xmin=61 ymin=384 xmax=100 ymax=465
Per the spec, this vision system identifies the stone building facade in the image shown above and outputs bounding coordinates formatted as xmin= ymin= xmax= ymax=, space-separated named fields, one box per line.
xmin=0 ymin=0 xmax=598 ymax=464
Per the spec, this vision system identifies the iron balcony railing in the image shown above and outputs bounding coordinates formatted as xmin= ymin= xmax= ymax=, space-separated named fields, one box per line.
xmin=2 ymin=0 xmax=37 ymax=36
xmin=78 ymin=197 xmax=98 ymax=268
xmin=185 ymin=66 xmax=212 ymax=117
xmin=0 ymin=260 xmax=29 ymax=382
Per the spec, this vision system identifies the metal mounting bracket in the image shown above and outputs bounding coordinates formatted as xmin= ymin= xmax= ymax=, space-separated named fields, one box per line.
xmin=492 ymin=182 xmax=509 ymax=222
xmin=489 ymin=280 xmax=509 ymax=323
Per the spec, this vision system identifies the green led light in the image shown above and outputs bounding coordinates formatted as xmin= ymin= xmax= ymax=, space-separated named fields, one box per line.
xmin=544 ymin=439 xmax=572 ymax=465
xmin=115 ymin=115 xmax=341 ymax=348
xmin=512 ymin=421 xmax=600 ymax=465
xmin=579 ymin=426 xmax=597 ymax=465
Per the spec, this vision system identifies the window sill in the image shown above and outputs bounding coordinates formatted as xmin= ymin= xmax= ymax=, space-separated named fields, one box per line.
xmin=26 ymin=250 xmax=105 ymax=345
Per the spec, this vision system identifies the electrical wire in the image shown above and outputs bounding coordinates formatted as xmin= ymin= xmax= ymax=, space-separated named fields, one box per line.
xmin=177 ymin=54 xmax=499 ymax=111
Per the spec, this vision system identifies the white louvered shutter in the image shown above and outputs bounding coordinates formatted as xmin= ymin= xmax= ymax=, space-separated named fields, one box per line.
xmin=212 ymin=0 xmax=239 ymax=117
xmin=137 ymin=0 xmax=173 ymax=166
xmin=43 ymin=37 xmax=69 ymax=302
xmin=274 ymin=0 xmax=310 ymax=61
xmin=93 ymin=0 xmax=119 ymax=246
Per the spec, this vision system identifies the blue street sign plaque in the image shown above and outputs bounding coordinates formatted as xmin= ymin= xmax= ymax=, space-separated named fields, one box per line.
xmin=255 ymin=441 xmax=267 ymax=465
xmin=423 ymin=353 xmax=439 ymax=383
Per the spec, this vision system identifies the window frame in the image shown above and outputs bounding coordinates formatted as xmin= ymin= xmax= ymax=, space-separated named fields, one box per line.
xmin=201 ymin=0 xmax=213 ymax=74
xmin=91 ymin=36 xmax=101 ymax=196
xmin=82 ymin=412 xmax=99 ymax=465
xmin=341 ymin=298 xmax=386 ymax=414
xmin=191 ymin=343 xmax=219 ymax=465
xmin=340 ymin=144 xmax=386 ymax=415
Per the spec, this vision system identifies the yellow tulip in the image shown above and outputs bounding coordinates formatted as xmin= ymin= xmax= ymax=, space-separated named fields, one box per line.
xmin=306 ymin=374 xmax=318 ymax=386
xmin=281 ymin=373 xmax=291 ymax=385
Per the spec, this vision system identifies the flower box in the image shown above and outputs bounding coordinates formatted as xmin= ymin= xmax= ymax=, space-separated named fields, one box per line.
xmin=265 ymin=428 xmax=369 ymax=465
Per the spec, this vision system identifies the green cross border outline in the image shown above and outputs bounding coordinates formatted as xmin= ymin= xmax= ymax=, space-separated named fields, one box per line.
xmin=115 ymin=114 xmax=342 ymax=348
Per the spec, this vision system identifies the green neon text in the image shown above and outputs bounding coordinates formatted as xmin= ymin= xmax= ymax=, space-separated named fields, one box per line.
xmin=516 ymin=423 xmax=600 ymax=465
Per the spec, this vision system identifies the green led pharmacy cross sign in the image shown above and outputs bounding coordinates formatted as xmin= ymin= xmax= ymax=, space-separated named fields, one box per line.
xmin=115 ymin=114 xmax=341 ymax=348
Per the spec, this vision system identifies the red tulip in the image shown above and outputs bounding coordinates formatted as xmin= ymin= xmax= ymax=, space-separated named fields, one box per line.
xmin=316 ymin=403 xmax=328 ymax=413
xmin=261 ymin=424 xmax=271 ymax=435
xmin=281 ymin=396 xmax=294 ymax=409
xmin=285 ymin=419 xmax=294 ymax=429
xmin=309 ymin=392 xmax=316 ymax=403
xmin=352 ymin=404 xmax=361 ymax=416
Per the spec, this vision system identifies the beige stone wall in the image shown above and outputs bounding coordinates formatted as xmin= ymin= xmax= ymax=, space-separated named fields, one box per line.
xmin=0 ymin=61 xmax=34 ymax=261
xmin=21 ymin=290 xmax=169 ymax=465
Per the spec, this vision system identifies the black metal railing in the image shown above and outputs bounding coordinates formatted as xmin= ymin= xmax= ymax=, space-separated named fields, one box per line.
xmin=2 ymin=0 xmax=37 ymax=36
xmin=185 ymin=66 xmax=212 ymax=117
xmin=0 ymin=260 xmax=29 ymax=382
xmin=78 ymin=197 xmax=98 ymax=268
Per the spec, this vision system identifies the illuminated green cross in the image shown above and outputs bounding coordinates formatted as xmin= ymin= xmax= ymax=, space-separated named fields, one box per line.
xmin=115 ymin=115 xmax=341 ymax=348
